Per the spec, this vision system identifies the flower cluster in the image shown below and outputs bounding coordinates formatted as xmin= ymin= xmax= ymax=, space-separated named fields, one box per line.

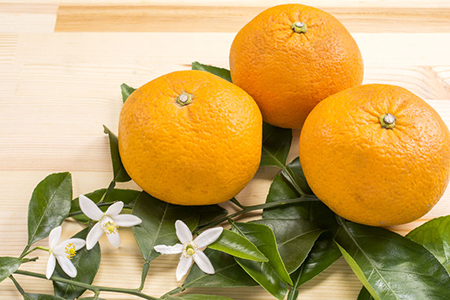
xmin=45 ymin=195 xmax=223 ymax=282
xmin=46 ymin=195 xmax=142 ymax=279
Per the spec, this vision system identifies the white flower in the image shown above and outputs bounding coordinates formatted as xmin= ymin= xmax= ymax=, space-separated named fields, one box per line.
xmin=79 ymin=194 xmax=142 ymax=250
xmin=154 ymin=220 xmax=223 ymax=281
xmin=46 ymin=226 xmax=86 ymax=279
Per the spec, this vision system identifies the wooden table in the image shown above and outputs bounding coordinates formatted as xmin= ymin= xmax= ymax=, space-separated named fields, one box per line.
xmin=1 ymin=1 xmax=450 ymax=299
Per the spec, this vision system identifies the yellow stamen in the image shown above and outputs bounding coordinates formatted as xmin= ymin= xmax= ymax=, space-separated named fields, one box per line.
xmin=102 ymin=220 xmax=119 ymax=235
xmin=65 ymin=243 xmax=77 ymax=259
xmin=184 ymin=244 xmax=197 ymax=257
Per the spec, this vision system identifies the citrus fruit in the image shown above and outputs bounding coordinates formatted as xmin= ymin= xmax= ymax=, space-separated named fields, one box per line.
xmin=299 ymin=84 xmax=450 ymax=226
xmin=118 ymin=70 xmax=263 ymax=206
xmin=229 ymin=4 xmax=364 ymax=129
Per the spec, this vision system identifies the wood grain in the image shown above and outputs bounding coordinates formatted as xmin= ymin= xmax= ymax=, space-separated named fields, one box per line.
xmin=55 ymin=5 xmax=450 ymax=33
xmin=2 ymin=1 xmax=450 ymax=299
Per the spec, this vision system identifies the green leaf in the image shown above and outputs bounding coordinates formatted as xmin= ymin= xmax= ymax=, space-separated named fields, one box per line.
xmin=132 ymin=192 xmax=200 ymax=263
xmin=26 ymin=172 xmax=72 ymax=248
xmin=253 ymin=219 xmax=324 ymax=274
xmin=121 ymin=83 xmax=136 ymax=103
xmin=290 ymin=232 xmax=341 ymax=288
xmin=0 ymin=257 xmax=22 ymax=283
xmin=197 ymin=205 xmax=228 ymax=227
xmin=208 ymin=229 xmax=268 ymax=262
xmin=232 ymin=222 xmax=291 ymax=299
xmin=335 ymin=221 xmax=450 ymax=300
xmin=260 ymin=122 xmax=292 ymax=168
xmin=191 ymin=62 xmax=232 ymax=82
xmin=103 ymin=125 xmax=131 ymax=182
xmin=24 ymin=294 xmax=65 ymax=300
xmin=406 ymin=215 xmax=450 ymax=273
xmin=357 ymin=287 xmax=375 ymax=300
xmin=183 ymin=248 xmax=257 ymax=288
xmin=52 ymin=227 xmax=101 ymax=300
xmin=262 ymin=157 xmax=341 ymax=288
xmin=166 ymin=294 xmax=234 ymax=300
xmin=280 ymin=157 xmax=313 ymax=196
xmin=71 ymin=189 xmax=140 ymax=223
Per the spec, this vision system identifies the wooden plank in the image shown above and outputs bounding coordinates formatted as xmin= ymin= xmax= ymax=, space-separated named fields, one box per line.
xmin=4 ymin=0 xmax=450 ymax=7
xmin=55 ymin=5 xmax=450 ymax=33
xmin=0 ymin=4 xmax=58 ymax=33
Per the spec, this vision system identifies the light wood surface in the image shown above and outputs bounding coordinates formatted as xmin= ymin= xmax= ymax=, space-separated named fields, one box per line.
xmin=1 ymin=1 xmax=450 ymax=299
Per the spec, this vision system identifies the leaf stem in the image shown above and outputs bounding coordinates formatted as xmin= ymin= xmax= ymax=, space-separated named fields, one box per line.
xmin=139 ymin=261 xmax=150 ymax=291
xmin=197 ymin=196 xmax=319 ymax=233
xmin=14 ymin=270 xmax=159 ymax=300
xmin=160 ymin=286 xmax=185 ymax=299
xmin=20 ymin=246 xmax=49 ymax=259
xmin=9 ymin=275 xmax=26 ymax=296
xmin=98 ymin=180 xmax=117 ymax=204
xmin=230 ymin=197 xmax=246 ymax=209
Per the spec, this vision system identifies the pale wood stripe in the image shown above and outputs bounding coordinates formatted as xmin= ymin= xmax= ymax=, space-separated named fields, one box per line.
xmin=0 ymin=33 xmax=18 ymax=63
xmin=3 ymin=0 xmax=450 ymax=7
xmin=55 ymin=5 xmax=450 ymax=33
xmin=0 ymin=4 xmax=58 ymax=33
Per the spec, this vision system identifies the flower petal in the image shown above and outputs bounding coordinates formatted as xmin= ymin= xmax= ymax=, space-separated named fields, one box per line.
xmin=106 ymin=230 xmax=121 ymax=248
xmin=154 ymin=244 xmax=183 ymax=254
xmin=53 ymin=238 xmax=86 ymax=256
xmin=175 ymin=220 xmax=193 ymax=245
xmin=176 ymin=255 xmax=193 ymax=281
xmin=46 ymin=253 xmax=56 ymax=279
xmin=105 ymin=201 xmax=124 ymax=218
xmin=79 ymin=195 xmax=103 ymax=221
xmin=193 ymin=251 xmax=215 ymax=274
xmin=48 ymin=226 xmax=62 ymax=249
xmin=194 ymin=227 xmax=223 ymax=249
xmin=56 ymin=256 xmax=77 ymax=278
xmin=114 ymin=214 xmax=142 ymax=227
xmin=86 ymin=221 xmax=103 ymax=250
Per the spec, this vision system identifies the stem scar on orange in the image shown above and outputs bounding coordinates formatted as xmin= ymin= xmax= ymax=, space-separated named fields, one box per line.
xmin=229 ymin=4 xmax=364 ymax=129
xmin=299 ymin=84 xmax=450 ymax=227
xmin=118 ymin=70 xmax=263 ymax=206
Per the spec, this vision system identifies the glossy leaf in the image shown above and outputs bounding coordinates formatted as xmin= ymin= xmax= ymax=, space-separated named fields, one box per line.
xmin=280 ymin=157 xmax=313 ymax=196
xmin=191 ymin=62 xmax=232 ymax=82
xmin=253 ymin=219 xmax=324 ymax=274
xmin=290 ymin=232 xmax=341 ymax=288
xmin=53 ymin=228 xmax=101 ymax=300
xmin=357 ymin=287 xmax=375 ymax=300
xmin=166 ymin=294 xmax=234 ymax=300
xmin=0 ymin=257 xmax=22 ymax=283
xmin=183 ymin=248 xmax=257 ymax=288
xmin=262 ymin=157 xmax=341 ymax=288
xmin=260 ymin=122 xmax=292 ymax=168
xmin=24 ymin=294 xmax=65 ymax=300
xmin=121 ymin=83 xmax=136 ymax=103
xmin=208 ymin=229 xmax=268 ymax=262
xmin=407 ymin=215 xmax=450 ymax=273
xmin=71 ymin=189 xmax=140 ymax=223
xmin=103 ymin=125 xmax=131 ymax=182
xmin=232 ymin=222 xmax=291 ymax=299
xmin=335 ymin=221 xmax=450 ymax=300
xmin=26 ymin=172 xmax=72 ymax=248
xmin=132 ymin=192 xmax=200 ymax=263
xmin=197 ymin=205 xmax=228 ymax=227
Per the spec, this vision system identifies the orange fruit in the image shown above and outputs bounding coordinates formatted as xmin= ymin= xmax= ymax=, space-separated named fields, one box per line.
xmin=118 ymin=70 xmax=262 ymax=205
xmin=229 ymin=4 xmax=364 ymax=129
xmin=299 ymin=84 xmax=450 ymax=226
